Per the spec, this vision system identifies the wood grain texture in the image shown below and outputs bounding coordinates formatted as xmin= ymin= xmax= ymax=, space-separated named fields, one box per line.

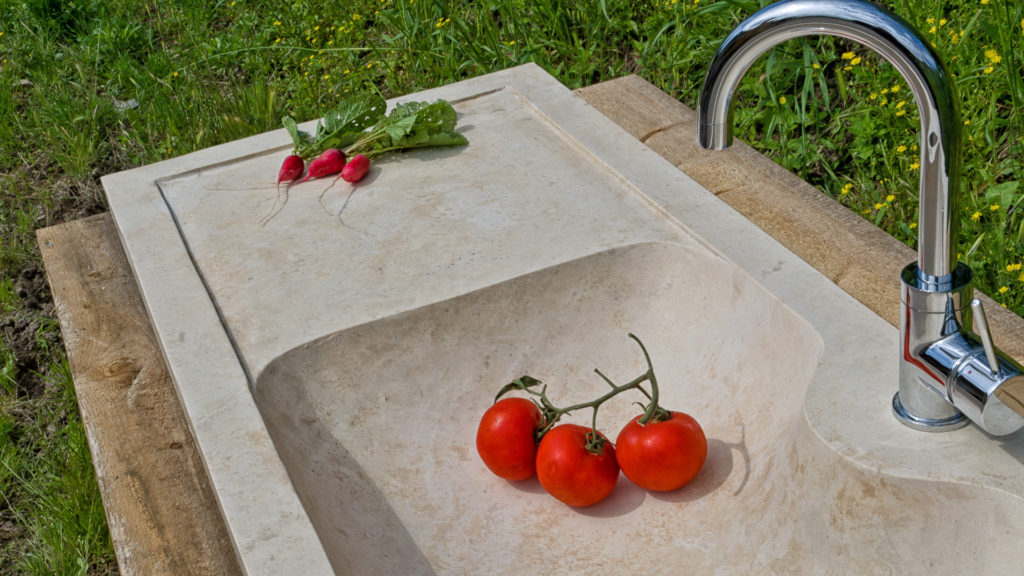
xmin=37 ymin=213 xmax=242 ymax=576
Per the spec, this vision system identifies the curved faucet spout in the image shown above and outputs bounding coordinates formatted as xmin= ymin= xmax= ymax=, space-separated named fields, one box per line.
xmin=695 ymin=0 xmax=962 ymax=283
xmin=697 ymin=0 xmax=1024 ymax=435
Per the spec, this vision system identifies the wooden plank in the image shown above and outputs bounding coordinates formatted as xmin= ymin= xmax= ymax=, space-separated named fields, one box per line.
xmin=37 ymin=214 xmax=242 ymax=576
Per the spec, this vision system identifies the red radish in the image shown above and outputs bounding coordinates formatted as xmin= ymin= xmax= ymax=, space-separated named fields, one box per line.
xmin=262 ymin=154 xmax=306 ymax=224
xmin=341 ymin=154 xmax=370 ymax=183
xmin=317 ymin=154 xmax=372 ymax=223
xmin=278 ymin=154 xmax=305 ymax=185
xmin=301 ymin=148 xmax=346 ymax=182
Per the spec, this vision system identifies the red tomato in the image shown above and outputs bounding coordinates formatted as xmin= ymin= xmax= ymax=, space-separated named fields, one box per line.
xmin=535 ymin=424 xmax=619 ymax=507
xmin=615 ymin=411 xmax=707 ymax=492
xmin=476 ymin=398 xmax=544 ymax=481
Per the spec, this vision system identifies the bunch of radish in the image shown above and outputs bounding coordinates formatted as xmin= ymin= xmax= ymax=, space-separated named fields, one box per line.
xmin=262 ymin=95 xmax=467 ymax=223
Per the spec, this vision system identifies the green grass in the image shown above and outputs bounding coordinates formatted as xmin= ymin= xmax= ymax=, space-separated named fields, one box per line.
xmin=0 ymin=0 xmax=1021 ymax=572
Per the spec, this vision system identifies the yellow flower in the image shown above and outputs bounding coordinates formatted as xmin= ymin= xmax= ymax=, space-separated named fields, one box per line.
xmin=909 ymin=222 xmax=917 ymax=229
xmin=1019 ymin=272 xmax=1024 ymax=283
xmin=172 ymin=71 xmax=179 ymax=78
xmin=841 ymin=51 xmax=856 ymax=60
xmin=981 ymin=0 xmax=988 ymax=4
xmin=971 ymin=211 xmax=982 ymax=221
xmin=874 ymin=202 xmax=885 ymax=210
xmin=811 ymin=63 xmax=820 ymax=70
xmin=352 ymin=13 xmax=363 ymax=21
xmin=991 ymin=204 xmax=1001 ymax=211
xmin=964 ymin=119 xmax=972 ymax=125
xmin=1006 ymin=263 xmax=1023 ymax=272
xmin=895 ymin=110 xmax=907 ymax=117
xmin=273 ymin=21 xmax=281 ymax=26
xmin=896 ymin=145 xmax=907 ymax=153
xmin=881 ymin=87 xmax=890 ymax=94
xmin=986 ymin=49 xmax=1002 ymax=64
xmin=850 ymin=56 xmax=862 ymax=66
xmin=890 ymin=85 xmax=901 ymax=93
xmin=999 ymin=286 xmax=1009 ymax=294
xmin=929 ymin=26 xmax=937 ymax=34
xmin=778 ymin=96 xmax=787 ymax=104
xmin=869 ymin=93 xmax=878 ymax=100
xmin=926 ymin=17 xmax=935 ymax=24
xmin=841 ymin=183 xmax=853 ymax=196
xmin=984 ymin=66 xmax=994 ymax=74
xmin=910 ymin=160 xmax=920 ymax=170
xmin=885 ymin=194 xmax=896 ymax=202
xmin=843 ymin=65 xmax=853 ymax=71
xmin=939 ymin=18 xmax=947 ymax=27
xmin=896 ymin=100 xmax=906 ymax=108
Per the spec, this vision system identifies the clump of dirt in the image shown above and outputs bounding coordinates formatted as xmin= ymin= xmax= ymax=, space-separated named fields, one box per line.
xmin=2 ymin=266 xmax=57 ymax=401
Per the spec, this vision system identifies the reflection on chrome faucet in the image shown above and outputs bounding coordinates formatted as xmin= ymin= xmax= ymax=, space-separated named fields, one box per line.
xmin=696 ymin=0 xmax=1024 ymax=435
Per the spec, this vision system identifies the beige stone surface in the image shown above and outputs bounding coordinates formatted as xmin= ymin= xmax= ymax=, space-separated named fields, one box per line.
xmin=100 ymin=65 xmax=1024 ymax=574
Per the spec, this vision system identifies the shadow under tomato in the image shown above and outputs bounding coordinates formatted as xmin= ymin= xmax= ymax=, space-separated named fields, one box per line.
xmin=648 ymin=435 xmax=747 ymax=504
xmin=572 ymin=474 xmax=646 ymax=518
xmin=507 ymin=475 xmax=547 ymax=495
xmin=507 ymin=473 xmax=646 ymax=517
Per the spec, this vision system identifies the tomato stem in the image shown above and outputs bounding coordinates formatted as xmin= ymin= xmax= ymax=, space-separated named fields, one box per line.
xmin=630 ymin=333 xmax=667 ymax=426
xmin=500 ymin=333 xmax=668 ymax=444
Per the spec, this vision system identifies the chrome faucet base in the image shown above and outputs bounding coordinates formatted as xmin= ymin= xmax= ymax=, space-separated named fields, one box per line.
xmin=892 ymin=392 xmax=968 ymax=432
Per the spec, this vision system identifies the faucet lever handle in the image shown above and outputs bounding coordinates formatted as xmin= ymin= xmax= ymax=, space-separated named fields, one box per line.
xmin=970 ymin=298 xmax=1001 ymax=374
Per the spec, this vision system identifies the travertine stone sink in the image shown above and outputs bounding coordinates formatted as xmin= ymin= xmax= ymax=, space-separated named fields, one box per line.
xmin=254 ymin=241 xmax=827 ymax=574
xmin=102 ymin=64 xmax=1024 ymax=575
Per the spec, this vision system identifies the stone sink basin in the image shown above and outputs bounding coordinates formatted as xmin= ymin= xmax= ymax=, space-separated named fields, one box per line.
xmin=101 ymin=64 xmax=1024 ymax=575
xmin=254 ymin=241 xmax=820 ymax=575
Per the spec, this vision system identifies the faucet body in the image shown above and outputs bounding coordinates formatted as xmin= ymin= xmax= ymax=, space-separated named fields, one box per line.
xmin=697 ymin=0 xmax=1024 ymax=435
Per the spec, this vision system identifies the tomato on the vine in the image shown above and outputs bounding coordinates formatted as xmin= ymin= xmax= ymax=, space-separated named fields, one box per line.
xmin=476 ymin=397 xmax=545 ymax=481
xmin=615 ymin=411 xmax=707 ymax=492
xmin=535 ymin=424 xmax=619 ymax=507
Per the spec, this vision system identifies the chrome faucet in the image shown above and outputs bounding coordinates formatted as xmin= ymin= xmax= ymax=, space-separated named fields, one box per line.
xmin=696 ymin=0 xmax=1024 ymax=435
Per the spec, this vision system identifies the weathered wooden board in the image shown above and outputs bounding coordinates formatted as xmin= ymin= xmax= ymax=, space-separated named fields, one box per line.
xmin=38 ymin=213 xmax=242 ymax=576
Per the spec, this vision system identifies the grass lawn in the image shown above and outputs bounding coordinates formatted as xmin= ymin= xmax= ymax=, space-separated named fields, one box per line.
xmin=1 ymin=0 xmax=1021 ymax=572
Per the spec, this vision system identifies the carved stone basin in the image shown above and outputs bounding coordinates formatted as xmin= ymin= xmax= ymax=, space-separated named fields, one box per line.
xmin=254 ymin=241 xmax=821 ymax=574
